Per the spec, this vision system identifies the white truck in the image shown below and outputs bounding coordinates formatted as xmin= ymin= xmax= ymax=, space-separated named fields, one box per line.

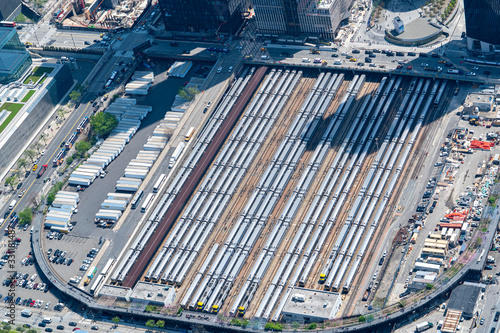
xmin=21 ymin=309 xmax=32 ymax=317
xmin=415 ymin=321 xmax=433 ymax=332
xmin=487 ymin=255 xmax=496 ymax=264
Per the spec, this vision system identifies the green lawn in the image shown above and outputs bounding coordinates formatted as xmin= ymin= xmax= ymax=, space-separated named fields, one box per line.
xmin=0 ymin=103 xmax=24 ymax=134
xmin=23 ymin=66 xmax=54 ymax=84
xmin=21 ymin=90 xmax=35 ymax=103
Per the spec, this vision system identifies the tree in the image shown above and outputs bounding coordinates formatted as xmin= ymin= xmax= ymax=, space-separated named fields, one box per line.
xmin=358 ymin=315 xmax=366 ymax=322
xmin=46 ymin=192 xmax=56 ymax=206
xmin=145 ymin=305 xmax=157 ymax=313
xmin=178 ymin=86 xmax=200 ymax=101
xmin=90 ymin=112 xmax=118 ymax=138
xmin=27 ymin=329 xmax=38 ymax=333
xmin=156 ymin=320 xmax=165 ymax=328
xmin=19 ymin=207 xmax=32 ymax=226
xmin=307 ymin=323 xmax=317 ymax=330
xmin=111 ymin=316 xmax=120 ymax=324
xmin=145 ymin=320 xmax=156 ymax=328
xmin=75 ymin=140 xmax=92 ymax=157
xmin=292 ymin=322 xmax=300 ymax=329
xmin=17 ymin=158 xmax=27 ymax=171
xmin=264 ymin=323 xmax=283 ymax=331
xmin=69 ymin=90 xmax=81 ymax=102
xmin=40 ymin=133 xmax=48 ymax=143
xmin=57 ymin=109 xmax=65 ymax=123
xmin=66 ymin=156 xmax=74 ymax=165
xmin=34 ymin=142 xmax=43 ymax=153
xmin=5 ymin=175 xmax=18 ymax=190
xmin=241 ymin=319 xmax=249 ymax=328
xmin=24 ymin=149 xmax=36 ymax=162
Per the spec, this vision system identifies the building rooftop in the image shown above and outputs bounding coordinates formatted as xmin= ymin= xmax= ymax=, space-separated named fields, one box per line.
xmin=466 ymin=93 xmax=494 ymax=105
xmin=442 ymin=309 xmax=462 ymax=333
xmin=447 ymin=284 xmax=480 ymax=315
xmin=128 ymin=282 xmax=174 ymax=305
xmin=282 ymin=287 xmax=341 ymax=321
xmin=99 ymin=284 xmax=131 ymax=300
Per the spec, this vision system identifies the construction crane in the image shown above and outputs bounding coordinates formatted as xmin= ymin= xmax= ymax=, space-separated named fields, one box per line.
xmin=87 ymin=0 xmax=105 ymax=22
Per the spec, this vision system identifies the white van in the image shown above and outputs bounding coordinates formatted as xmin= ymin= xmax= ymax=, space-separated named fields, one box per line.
xmin=334 ymin=60 xmax=343 ymax=65
xmin=261 ymin=55 xmax=270 ymax=60
xmin=302 ymin=58 xmax=310 ymax=63
xmin=216 ymin=66 xmax=222 ymax=74
xmin=42 ymin=317 xmax=52 ymax=323
xmin=8 ymin=200 xmax=16 ymax=210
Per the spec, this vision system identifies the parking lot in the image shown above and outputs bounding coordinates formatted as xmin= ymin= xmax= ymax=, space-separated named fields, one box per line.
xmin=42 ymin=229 xmax=101 ymax=285
xmin=0 ymin=226 xmax=64 ymax=315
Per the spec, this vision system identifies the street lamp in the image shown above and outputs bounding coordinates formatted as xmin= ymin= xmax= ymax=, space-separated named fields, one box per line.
xmin=70 ymin=34 xmax=76 ymax=48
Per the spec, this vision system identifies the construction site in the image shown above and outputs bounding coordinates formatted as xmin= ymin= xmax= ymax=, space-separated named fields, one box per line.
xmin=51 ymin=0 xmax=152 ymax=30
xmin=106 ymin=66 xmax=454 ymax=322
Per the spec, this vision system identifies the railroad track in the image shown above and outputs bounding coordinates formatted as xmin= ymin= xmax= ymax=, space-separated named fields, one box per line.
xmin=245 ymin=76 xmax=353 ymax=319
xmin=306 ymin=78 xmax=380 ymax=290
xmin=216 ymin=74 xmax=317 ymax=314
xmin=241 ymin=75 xmax=342 ymax=318
xmin=315 ymin=77 xmax=405 ymax=295
xmin=342 ymin=77 xmax=413 ymax=316
xmin=175 ymin=69 xmax=283 ymax=301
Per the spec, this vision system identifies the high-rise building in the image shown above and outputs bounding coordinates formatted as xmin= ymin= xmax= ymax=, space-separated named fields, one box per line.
xmin=0 ymin=0 xmax=21 ymax=22
xmin=463 ymin=0 xmax=500 ymax=52
xmin=254 ymin=0 xmax=352 ymax=39
xmin=158 ymin=0 xmax=249 ymax=34
xmin=0 ymin=27 xmax=32 ymax=84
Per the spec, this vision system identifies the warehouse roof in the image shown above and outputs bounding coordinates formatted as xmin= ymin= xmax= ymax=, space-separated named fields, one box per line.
xmin=447 ymin=284 xmax=480 ymax=317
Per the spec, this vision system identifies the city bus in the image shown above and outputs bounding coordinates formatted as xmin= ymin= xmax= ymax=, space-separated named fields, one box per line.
xmin=153 ymin=174 xmax=166 ymax=193
xmin=140 ymin=193 xmax=155 ymax=213
xmin=0 ymin=21 xmax=15 ymax=27
xmin=130 ymin=190 xmax=144 ymax=209
xmin=185 ymin=127 xmax=195 ymax=142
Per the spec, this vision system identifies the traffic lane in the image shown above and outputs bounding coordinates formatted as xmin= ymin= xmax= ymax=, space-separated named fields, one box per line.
xmin=88 ymin=55 xmax=131 ymax=93
xmin=261 ymin=49 xmax=489 ymax=81
xmin=11 ymin=310 xmax=153 ymax=333
xmin=2 ymin=101 xmax=92 ymax=226
xmin=149 ymin=39 xmax=233 ymax=56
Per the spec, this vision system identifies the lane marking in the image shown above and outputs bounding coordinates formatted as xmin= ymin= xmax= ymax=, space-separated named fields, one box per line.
xmin=1 ymin=102 xmax=91 ymax=229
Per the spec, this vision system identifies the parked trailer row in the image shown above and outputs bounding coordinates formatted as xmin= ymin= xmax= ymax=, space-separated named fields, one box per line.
xmin=111 ymin=67 xmax=257 ymax=285
xmin=69 ymin=107 xmax=149 ymax=187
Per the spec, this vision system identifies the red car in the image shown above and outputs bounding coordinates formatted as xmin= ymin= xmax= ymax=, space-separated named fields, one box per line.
xmin=407 ymin=65 xmax=413 ymax=70
xmin=396 ymin=64 xmax=403 ymax=69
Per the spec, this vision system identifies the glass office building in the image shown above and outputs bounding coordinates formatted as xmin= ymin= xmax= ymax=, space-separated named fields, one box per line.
xmin=158 ymin=0 xmax=249 ymax=34
xmin=255 ymin=0 xmax=352 ymax=39
xmin=464 ymin=0 xmax=500 ymax=51
xmin=0 ymin=27 xmax=32 ymax=84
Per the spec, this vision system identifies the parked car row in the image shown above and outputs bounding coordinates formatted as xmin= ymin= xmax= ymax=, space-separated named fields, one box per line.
xmin=47 ymin=231 xmax=64 ymax=240
xmin=47 ymin=248 xmax=73 ymax=266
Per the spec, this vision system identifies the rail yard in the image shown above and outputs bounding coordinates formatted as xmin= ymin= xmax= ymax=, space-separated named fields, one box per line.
xmin=107 ymin=65 xmax=452 ymax=322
